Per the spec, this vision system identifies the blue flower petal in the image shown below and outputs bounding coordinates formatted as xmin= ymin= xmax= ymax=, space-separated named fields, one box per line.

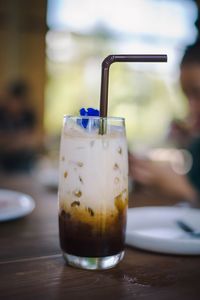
xmin=78 ymin=107 xmax=100 ymax=129
xmin=82 ymin=118 xmax=88 ymax=128
xmin=87 ymin=108 xmax=99 ymax=116
xmin=80 ymin=108 xmax=87 ymax=116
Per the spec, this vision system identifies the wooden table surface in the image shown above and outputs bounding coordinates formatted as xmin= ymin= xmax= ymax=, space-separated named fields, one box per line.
xmin=0 ymin=173 xmax=200 ymax=300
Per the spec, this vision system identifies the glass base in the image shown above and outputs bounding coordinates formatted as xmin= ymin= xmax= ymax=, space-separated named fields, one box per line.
xmin=63 ymin=251 xmax=124 ymax=270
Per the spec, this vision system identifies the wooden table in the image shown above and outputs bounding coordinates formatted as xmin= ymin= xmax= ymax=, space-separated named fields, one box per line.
xmin=0 ymin=174 xmax=200 ymax=300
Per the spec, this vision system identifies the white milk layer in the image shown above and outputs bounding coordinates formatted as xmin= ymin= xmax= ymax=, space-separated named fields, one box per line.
xmin=59 ymin=124 xmax=128 ymax=211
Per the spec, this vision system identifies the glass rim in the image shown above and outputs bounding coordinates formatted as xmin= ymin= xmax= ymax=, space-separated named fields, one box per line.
xmin=63 ymin=115 xmax=125 ymax=121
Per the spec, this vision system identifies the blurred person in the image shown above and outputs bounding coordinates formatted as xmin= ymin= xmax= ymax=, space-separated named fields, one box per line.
xmin=129 ymin=40 xmax=200 ymax=207
xmin=0 ymin=80 xmax=41 ymax=172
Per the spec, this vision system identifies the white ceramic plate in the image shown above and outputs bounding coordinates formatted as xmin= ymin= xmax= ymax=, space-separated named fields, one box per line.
xmin=0 ymin=189 xmax=35 ymax=222
xmin=126 ymin=206 xmax=200 ymax=255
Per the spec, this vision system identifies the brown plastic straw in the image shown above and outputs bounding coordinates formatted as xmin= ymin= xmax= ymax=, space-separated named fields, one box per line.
xmin=100 ymin=54 xmax=167 ymax=118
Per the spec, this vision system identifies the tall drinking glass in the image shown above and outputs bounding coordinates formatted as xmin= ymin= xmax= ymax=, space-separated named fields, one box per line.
xmin=58 ymin=116 xmax=128 ymax=270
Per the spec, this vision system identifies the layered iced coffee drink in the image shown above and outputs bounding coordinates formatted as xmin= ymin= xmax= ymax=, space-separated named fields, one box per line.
xmin=58 ymin=116 xmax=128 ymax=269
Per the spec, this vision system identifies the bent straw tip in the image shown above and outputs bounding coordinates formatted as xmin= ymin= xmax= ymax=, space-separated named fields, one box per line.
xmin=102 ymin=55 xmax=115 ymax=68
xmin=102 ymin=54 xmax=168 ymax=67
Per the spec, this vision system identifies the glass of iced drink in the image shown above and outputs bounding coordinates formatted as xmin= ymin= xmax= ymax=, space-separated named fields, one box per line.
xmin=58 ymin=116 xmax=128 ymax=270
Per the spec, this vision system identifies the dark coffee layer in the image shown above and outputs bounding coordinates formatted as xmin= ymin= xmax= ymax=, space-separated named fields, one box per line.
xmin=59 ymin=191 xmax=128 ymax=257
xmin=59 ymin=208 xmax=127 ymax=257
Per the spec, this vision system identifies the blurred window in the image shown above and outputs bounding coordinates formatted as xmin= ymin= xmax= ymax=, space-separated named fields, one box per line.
xmin=46 ymin=0 xmax=197 ymax=148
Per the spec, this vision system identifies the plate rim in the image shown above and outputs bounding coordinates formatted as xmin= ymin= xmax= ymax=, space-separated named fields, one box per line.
xmin=0 ymin=188 xmax=35 ymax=222
xmin=126 ymin=206 xmax=200 ymax=255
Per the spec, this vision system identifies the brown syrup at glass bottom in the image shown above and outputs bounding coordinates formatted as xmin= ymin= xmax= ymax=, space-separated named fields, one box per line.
xmin=59 ymin=194 xmax=128 ymax=257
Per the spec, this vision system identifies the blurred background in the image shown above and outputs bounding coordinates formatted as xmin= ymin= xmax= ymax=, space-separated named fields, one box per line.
xmin=0 ymin=0 xmax=200 ymax=174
